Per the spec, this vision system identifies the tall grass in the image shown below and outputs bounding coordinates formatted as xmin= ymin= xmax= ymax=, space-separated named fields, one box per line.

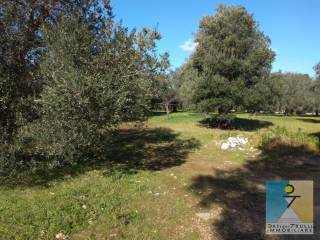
xmin=260 ymin=126 xmax=319 ymax=150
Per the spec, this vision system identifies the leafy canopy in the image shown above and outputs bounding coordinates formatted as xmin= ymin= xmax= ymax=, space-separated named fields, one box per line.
xmin=191 ymin=5 xmax=275 ymax=114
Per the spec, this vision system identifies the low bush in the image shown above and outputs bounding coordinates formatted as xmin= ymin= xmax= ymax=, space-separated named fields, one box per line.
xmin=201 ymin=114 xmax=236 ymax=129
xmin=259 ymin=126 xmax=319 ymax=151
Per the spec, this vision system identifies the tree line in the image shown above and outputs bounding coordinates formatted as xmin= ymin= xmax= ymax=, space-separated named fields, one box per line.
xmin=175 ymin=68 xmax=320 ymax=115
xmin=158 ymin=5 xmax=320 ymax=118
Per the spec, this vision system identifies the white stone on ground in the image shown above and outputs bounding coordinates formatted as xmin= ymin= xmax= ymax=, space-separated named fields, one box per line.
xmin=220 ymin=136 xmax=248 ymax=150
xmin=196 ymin=212 xmax=212 ymax=221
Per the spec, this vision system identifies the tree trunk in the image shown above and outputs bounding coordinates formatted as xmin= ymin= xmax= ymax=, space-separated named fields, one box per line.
xmin=218 ymin=106 xmax=228 ymax=115
xmin=202 ymin=111 xmax=209 ymax=118
xmin=172 ymin=104 xmax=178 ymax=113
xmin=316 ymin=110 xmax=319 ymax=116
xmin=165 ymin=103 xmax=170 ymax=119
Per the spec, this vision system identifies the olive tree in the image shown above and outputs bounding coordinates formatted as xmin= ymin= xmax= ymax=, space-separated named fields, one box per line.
xmin=26 ymin=14 xmax=168 ymax=163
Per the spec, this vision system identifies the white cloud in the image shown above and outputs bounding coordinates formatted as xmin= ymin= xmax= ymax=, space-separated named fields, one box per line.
xmin=179 ymin=39 xmax=198 ymax=52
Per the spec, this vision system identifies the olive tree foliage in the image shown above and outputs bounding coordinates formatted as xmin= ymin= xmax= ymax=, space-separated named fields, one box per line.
xmin=0 ymin=1 xmax=169 ymax=175
xmin=30 ymin=16 xmax=168 ymax=162
xmin=280 ymin=73 xmax=313 ymax=114
xmin=0 ymin=0 xmax=54 ymax=143
xmin=0 ymin=0 xmax=113 ymax=144
xmin=312 ymin=63 xmax=320 ymax=115
xmin=0 ymin=0 xmax=86 ymax=175
xmin=176 ymin=62 xmax=200 ymax=110
xmin=156 ymin=71 xmax=180 ymax=118
xmin=243 ymin=73 xmax=283 ymax=113
xmin=189 ymin=5 xmax=275 ymax=114
xmin=252 ymin=72 xmax=314 ymax=115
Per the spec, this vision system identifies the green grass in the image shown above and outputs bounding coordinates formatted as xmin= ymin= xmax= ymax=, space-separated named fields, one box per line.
xmin=1 ymin=112 xmax=320 ymax=239
xmin=0 ymin=171 xmax=140 ymax=239
xmin=0 ymin=170 xmax=199 ymax=240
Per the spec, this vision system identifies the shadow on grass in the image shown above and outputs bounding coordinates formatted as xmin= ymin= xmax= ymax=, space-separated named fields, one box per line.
xmin=310 ymin=132 xmax=320 ymax=140
xmin=297 ymin=118 xmax=320 ymax=124
xmin=3 ymin=127 xmax=200 ymax=188
xmin=148 ymin=111 xmax=167 ymax=117
xmin=105 ymin=127 xmax=200 ymax=171
xmin=190 ymin=139 xmax=320 ymax=239
xmin=199 ymin=117 xmax=273 ymax=131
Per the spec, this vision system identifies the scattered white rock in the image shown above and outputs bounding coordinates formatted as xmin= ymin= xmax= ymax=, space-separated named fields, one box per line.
xmin=147 ymin=190 xmax=162 ymax=196
xmin=170 ymin=173 xmax=177 ymax=179
xmin=223 ymin=161 xmax=233 ymax=165
xmin=220 ymin=136 xmax=248 ymax=150
xmin=55 ymin=232 xmax=67 ymax=240
xmin=82 ymin=205 xmax=87 ymax=209
xmin=196 ymin=212 xmax=212 ymax=221
xmin=221 ymin=143 xmax=229 ymax=150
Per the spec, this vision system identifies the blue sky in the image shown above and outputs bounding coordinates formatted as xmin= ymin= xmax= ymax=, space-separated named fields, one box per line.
xmin=112 ymin=0 xmax=320 ymax=77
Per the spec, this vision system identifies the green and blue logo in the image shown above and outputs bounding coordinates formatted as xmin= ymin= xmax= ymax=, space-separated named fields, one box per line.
xmin=266 ymin=180 xmax=313 ymax=234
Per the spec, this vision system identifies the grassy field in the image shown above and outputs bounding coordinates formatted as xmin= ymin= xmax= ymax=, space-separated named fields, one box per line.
xmin=1 ymin=112 xmax=319 ymax=240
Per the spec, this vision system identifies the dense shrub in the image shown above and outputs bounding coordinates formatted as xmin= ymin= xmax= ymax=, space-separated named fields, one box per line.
xmin=200 ymin=114 xmax=236 ymax=129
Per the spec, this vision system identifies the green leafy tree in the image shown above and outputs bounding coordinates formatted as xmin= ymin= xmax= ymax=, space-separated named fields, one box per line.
xmin=279 ymin=73 xmax=313 ymax=115
xmin=25 ymin=14 xmax=168 ymax=164
xmin=249 ymin=72 xmax=314 ymax=115
xmin=0 ymin=1 xmax=168 ymax=175
xmin=176 ymin=62 xmax=200 ymax=110
xmin=156 ymin=67 xmax=187 ymax=119
xmin=0 ymin=0 xmax=113 ymax=143
xmin=312 ymin=63 xmax=320 ymax=115
xmin=245 ymin=72 xmax=284 ymax=113
xmin=192 ymin=5 xmax=275 ymax=115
